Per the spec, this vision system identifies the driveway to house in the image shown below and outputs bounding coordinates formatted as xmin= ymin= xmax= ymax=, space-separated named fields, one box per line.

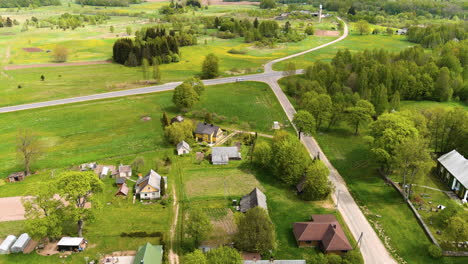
xmin=0 ymin=17 xmax=397 ymax=264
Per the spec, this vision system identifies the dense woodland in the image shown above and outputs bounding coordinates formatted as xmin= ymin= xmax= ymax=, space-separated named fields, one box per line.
xmin=113 ymin=26 xmax=197 ymax=66
xmin=26 ymin=13 xmax=110 ymax=30
xmin=75 ymin=0 xmax=142 ymax=7
xmin=316 ymin=0 xmax=466 ymax=19
xmin=202 ymin=16 xmax=305 ymax=45
xmin=0 ymin=0 xmax=60 ymax=8
xmin=283 ymin=40 xmax=468 ymax=157
xmin=285 ymin=40 xmax=467 ymax=108
xmin=407 ymin=22 xmax=467 ymax=48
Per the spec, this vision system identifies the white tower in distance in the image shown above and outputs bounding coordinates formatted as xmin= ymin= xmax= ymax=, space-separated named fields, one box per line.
xmin=319 ymin=4 xmax=323 ymax=23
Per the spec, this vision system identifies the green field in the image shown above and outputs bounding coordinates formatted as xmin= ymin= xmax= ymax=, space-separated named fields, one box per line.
xmin=0 ymin=81 xmax=288 ymax=176
xmin=0 ymin=1 xmax=339 ymax=107
xmin=273 ymin=33 xmax=415 ymax=71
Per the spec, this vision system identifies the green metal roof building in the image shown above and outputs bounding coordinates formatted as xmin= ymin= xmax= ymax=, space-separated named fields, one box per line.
xmin=134 ymin=242 xmax=163 ymax=264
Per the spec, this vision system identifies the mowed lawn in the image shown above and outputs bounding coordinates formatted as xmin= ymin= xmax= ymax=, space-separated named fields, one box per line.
xmin=0 ymin=81 xmax=288 ymax=175
xmin=273 ymin=33 xmax=416 ymax=70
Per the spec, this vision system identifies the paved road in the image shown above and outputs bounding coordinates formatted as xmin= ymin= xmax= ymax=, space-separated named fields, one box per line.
xmin=0 ymin=17 xmax=397 ymax=264
xmin=266 ymin=77 xmax=396 ymax=264
xmin=264 ymin=17 xmax=348 ymax=73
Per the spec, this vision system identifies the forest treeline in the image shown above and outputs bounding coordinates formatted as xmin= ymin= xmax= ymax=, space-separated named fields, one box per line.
xmin=201 ymin=16 xmax=305 ymax=45
xmin=112 ymin=26 xmax=197 ymax=66
xmin=285 ymin=40 xmax=467 ymax=111
xmin=26 ymin=13 xmax=109 ymax=30
xmin=407 ymin=22 xmax=467 ymax=48
xmin=75 ymin=0 xmax=142 ymax=7
xmin=314 ymin=0 xmax=465 ymax=19
xmin=0 ymin=0 xmax=60 ymax=7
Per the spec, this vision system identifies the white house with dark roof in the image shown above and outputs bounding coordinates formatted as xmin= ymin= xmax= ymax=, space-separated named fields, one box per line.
xmin=176 ymin=141 xmax=191 ymax=155
xmin=135 ymin=170 xmax=167 ymax=200
xmin=240 ymin=188 xmax=267 ymax=213
xmin=437 ymin=150 xmax=468 ymax=202
xmin=211 ymin=147 xmax=241 ymax=165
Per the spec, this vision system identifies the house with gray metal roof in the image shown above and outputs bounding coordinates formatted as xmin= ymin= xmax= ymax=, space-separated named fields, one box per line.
xmin=240 ymin=188 xmax=267 ymax=213
xmin=437 ymin=150 xmax=468 ymax=202
xmin=211 ymin=147 xmax=241 ymax=165
xmin=195 ymin=123 xmax=223 ymax=144
xmin=135 ymin=170 xmax=167 ymax=200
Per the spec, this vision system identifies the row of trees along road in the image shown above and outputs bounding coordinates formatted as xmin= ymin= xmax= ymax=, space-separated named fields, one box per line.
xmin=253 ymin=131 xmax=332 ymax=201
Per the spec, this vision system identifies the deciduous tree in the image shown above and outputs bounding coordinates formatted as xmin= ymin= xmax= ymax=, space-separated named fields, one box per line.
xmin=299 ymin=160 xmax=331 ymax=201
xmin=234 ymin=207 xmax=276 ymax=254
xmin=172 ymin=82 xmax=200 ymax=111
xmin=52 ymin=45 xmax=68 ymax=62
xmin=57 ymin=171 xmax=104 ymax=237
xmin=355 ymin=20 xmax=371 ymax=35
xmin=17 ymin=129 xmax=42 ymax=176
xmin=23 ymin=186 xmax=65 ymax=239
xmin=345 ymin=99 xmax=375 ymax=135
xmin=201 ymin=53 xmax=219 ymax=79
xmin=206 ymin=247 xmax=242 ymax=264
xmin=186 ymin=208 xmax=212 ymax=247
xmin=293 ymin=110 xmax=316 ymax=139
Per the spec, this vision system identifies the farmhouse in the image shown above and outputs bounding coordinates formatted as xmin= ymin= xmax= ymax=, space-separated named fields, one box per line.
xmin=240 ymin=188 xmax=268 ymax=213
xmin=135 ymin=170 xmax=167 ymax=200
xmin=437 ymin=150 xmax=468 ymax=202
xmin=195 ymin=123 xmax=223 ymax=144
xmin=57 ymin=237 xmax=86 ymax=252
xmin=293 ymin=215 xmax=352 ymax=254
xmin=176 ymin=140 xmax=191 ymax=155
xmin=211 ymin=147 xmax=241 ymax=165
xmin=118 ymin=165 xmax=132 ymax=178
xmin=171 ymin=115 xmax=184 ymax=124
xmin=115 ymin=183 xmax=129 ymax=196
xmin=6 ymin=172 xmax=26 ymax=183
xmin=134 ymin=242 xmax=163 ymax=264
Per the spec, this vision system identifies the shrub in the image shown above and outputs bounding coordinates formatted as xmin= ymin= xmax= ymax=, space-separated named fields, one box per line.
xmin=227 ymin=48 xmax=247 ymax=54
xmin=428 ymin=244 xmax=442 ymax=259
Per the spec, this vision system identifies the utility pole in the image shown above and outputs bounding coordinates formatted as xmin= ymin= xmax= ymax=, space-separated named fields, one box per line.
xmin=319 ymin=4 xmax=323 ymax=23
xmin=355 ymin=232 xmax=363 ymax=249
xmin=335 ymin=190 xmax=341 ymax=209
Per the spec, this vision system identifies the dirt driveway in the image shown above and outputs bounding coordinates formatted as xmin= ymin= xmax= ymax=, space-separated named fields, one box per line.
xmin=0 ymin=196 xmax=32 ymax=222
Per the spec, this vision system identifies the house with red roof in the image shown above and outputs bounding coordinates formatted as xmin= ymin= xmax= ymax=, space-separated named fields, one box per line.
xmin=293 ymin=214 xmax=353 ymax=255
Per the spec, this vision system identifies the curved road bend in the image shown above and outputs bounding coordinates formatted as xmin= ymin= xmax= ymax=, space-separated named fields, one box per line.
xmin=0 ymin=17 xmax=397 ymax=264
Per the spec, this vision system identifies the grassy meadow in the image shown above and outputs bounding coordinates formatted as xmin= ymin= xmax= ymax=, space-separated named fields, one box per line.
xmin=273 ymin=33 xmax=416 ymax=70
xmin=0 ymin=1 xmax=339 ymax=107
